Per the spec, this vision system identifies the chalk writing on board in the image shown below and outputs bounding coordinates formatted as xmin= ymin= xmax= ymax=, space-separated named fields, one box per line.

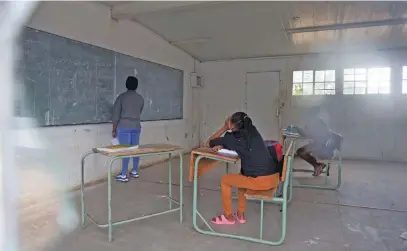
xmin=16 ymin=27 xmax=184 ymax=126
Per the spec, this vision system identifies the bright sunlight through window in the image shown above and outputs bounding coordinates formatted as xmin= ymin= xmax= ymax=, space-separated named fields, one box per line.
xmin=293 ymin=70 xmax=335 ymax=96
xmin=343 ymin=67 xmax=390 ymax=95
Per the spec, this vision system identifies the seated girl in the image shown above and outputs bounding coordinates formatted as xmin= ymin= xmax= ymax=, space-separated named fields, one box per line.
xmin=205 ymin=112 xmax=280 ymax=225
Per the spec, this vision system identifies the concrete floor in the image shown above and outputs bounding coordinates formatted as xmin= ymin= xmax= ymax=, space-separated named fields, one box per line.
xmin=18 ymin=155 xmax=407 ymax=251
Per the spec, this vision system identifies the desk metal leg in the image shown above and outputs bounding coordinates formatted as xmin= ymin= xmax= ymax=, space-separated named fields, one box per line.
xmin=178 ymin=151 xmax=183 ymax=223
xmin=226 ymin=162 xmax=229 ymax=174
xmin=193 ymin=155 xmax=212 ymax=231
xmin=80 ymin=151 xmax=94 ymax=229
xmin=260 ymin=200 xmax=264 ymax=239
xmin=108 ymin=158 xmax=115 ymax=242
xmin=168 ymin=153 xmax=172 ymax=210
xmin=336 ymin=157 xmax=342 ymax=189
xmin=288 ymin=171 xmax=293 ymax=203
xmin=192 ymin=156 xmax=199 ymax=231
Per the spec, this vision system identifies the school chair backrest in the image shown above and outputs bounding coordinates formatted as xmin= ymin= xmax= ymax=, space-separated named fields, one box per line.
xmin=265 ymin=140 xmax=283 ymax=162
xmin=281 ymin=141 xmax=294 ymax=182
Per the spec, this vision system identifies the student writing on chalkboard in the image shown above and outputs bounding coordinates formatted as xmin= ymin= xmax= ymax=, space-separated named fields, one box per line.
xmin=112 ymin=76 xmax=145 ymax=182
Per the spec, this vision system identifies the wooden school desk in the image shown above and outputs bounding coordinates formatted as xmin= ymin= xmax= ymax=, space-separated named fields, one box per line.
xmin=189 ymin=145 xmax=294 ymax=246
xmin=80 ymin=144 xmax=183 ymax=242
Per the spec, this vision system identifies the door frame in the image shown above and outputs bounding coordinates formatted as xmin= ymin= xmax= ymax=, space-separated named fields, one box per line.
xmin=244 ymin=70 xmax=283 ymax=135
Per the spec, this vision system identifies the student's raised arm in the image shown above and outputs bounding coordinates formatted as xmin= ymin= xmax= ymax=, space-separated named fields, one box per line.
xmin=204 ymin=117 xmax=230 ymax=147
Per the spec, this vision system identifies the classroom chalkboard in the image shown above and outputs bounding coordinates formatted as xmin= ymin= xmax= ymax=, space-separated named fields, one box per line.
xmin=15 ymin=27 xmax=183 ymax=126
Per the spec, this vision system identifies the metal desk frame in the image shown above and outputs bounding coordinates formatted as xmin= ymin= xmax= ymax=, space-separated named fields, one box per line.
xmin=80 ymin=148 xmax=183 ymax=242
xmin=191 ymin=147 xmax=294 ymax=246
xmin=283 ymin=134 xmax=342 ymax=190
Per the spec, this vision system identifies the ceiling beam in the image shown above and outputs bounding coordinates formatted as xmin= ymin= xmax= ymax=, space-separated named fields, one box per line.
xmin=286 ymin=18 xmax=407 ymax=34
xmin=111 ymin=1 xmax=209 ymax=20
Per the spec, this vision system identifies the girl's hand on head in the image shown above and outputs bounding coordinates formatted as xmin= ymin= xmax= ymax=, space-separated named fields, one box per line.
xmin=212 ymin=145 xmax=223 ymax=152
xmin=224 ymin=116 xmax=231 ymax=130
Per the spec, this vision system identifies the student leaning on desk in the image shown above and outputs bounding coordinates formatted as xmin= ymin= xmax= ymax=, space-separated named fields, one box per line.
xmin=112 ymin=76 xmax=145 ymax=182
xmin=204 ymin=112 xmax=280 ymax=225
xmin=294 ymin=105 xmax=342 ymax=176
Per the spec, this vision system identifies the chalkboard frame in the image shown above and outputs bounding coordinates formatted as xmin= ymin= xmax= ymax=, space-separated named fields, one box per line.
xmin=16 ymin=26 xmax=184 ymax=127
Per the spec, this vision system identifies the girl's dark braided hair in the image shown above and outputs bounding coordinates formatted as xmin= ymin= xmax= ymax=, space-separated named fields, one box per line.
xmin=230 ymin=112 xmax=254 ymax=151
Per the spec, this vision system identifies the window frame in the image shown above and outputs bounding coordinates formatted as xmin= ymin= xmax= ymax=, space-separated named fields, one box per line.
xmin=292 ymin=69 xmax=336 ymax=96
xmin=314 ymin=70 xmax=336 ymax=95
xmin=343 ymin=67 xmax=391 ymax=95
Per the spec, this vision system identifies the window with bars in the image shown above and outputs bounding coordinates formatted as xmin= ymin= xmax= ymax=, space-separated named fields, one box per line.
xmin=292 ymin=70 xmax=335 ymax=96
xmin=343 ymin=67 xmax=391 ymax=95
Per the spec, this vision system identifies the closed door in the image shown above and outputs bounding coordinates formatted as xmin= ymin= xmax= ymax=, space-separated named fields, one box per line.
xmin=246 ymin=71 xmax=280 ymax=140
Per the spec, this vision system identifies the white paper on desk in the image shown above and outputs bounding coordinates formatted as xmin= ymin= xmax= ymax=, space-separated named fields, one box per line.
xmin=111 ymin=137 xmax=120 ymax=145
xmin=217 ymin=149 xmax=238 ymax=157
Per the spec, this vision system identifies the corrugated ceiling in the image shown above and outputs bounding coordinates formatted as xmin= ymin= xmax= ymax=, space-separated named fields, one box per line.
xmin=110 ymin=1 xmax=407 ymax=61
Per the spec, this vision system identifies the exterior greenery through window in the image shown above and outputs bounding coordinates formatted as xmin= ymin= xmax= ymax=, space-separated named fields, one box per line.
xmin=343 ymin=67 xmax=390 ymax=94
xmin=292 ymin=70 xmax=335 ymax=96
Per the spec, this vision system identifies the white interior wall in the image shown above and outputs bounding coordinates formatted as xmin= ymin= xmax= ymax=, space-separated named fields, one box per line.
xmin=198 ymin=50 xmax=407 ymax=162
xmin=18 ymin=2 xmax=198 ymax=190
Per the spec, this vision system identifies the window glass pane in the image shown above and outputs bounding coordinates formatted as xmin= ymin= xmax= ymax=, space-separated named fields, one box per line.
xmin=355 ymin=87 xmax=366 ymax=94
xmin=369 ymin=68 xmax=390 ymax=82
xmin=326 ymin=82 xmax=335 ymax=89
xmin=344 ymin=74 xmax=354 ymax=81
xmin=315 ymin=71 xmax=325 ymax=82
xmin=314 ymin=82 xmax=324 ymax=90
xmin=368 ymin=68 xmax=379 ymax=79
xmin=344 ymin=81 xmax=354 ymax=89
xmin=293 ymin=71 xmax=303 ymax=83
xmin=303 ymin=71 xmax=313 ymax=82
xmin=343 ymin=88 xmax=354 ymax=95
xmin=303 ymin=83 xmax=313 ymax=95
xmin=403 ymin=66 xmax=407 ymax=80
xmin=368 ymin=78 xmax=379 ymax=88
xmin=292 ymin=83 xmax=303 ymax=95
xmin=380 ymin=68 xmax=391 ymax=80
xmin=379 ymin=81 xmax=390 ymax=88
xmin=293 ymin=69 xmax=336 ymax=96
xmin=403 ymin=80 xmax=407 ymax=94
xmin=355 ymin=82 xmax=366 ymax=88
xmin=355 ymin=74 xmax=366 ymax=81
xmin=326 ymin=70 xmax=335 ymax=81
